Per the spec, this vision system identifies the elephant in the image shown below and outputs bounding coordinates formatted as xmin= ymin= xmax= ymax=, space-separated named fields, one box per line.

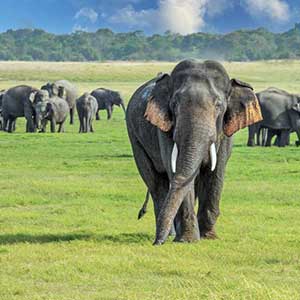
xmin=2 ymin=86 xmax=49 ymax=133
xmin=41 ymin=80 xmax=78 ymax=125
xmin=247 ymin=124 xmax=290 ymax=147
xmin=76 ymin=93 xmax=98 ymax=133
xmin=126 ymin=59 xmax=262 ymax=245
xmin=248 ymin=88 xmax=300 ymax=147
xmin=91 ymin=88 xmax=126 ymax=120
xmin=35 ymin=96 xmax=69 ymax=133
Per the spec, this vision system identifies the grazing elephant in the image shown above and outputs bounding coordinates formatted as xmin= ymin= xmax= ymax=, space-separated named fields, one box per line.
xmin=91 ymin=88 xmax=125 ymax=120
xmin=248 ymin=88 xmax=300 ymax=147
xmin=76 ymin=93 xmax=98 ymax=133
xmin=2 ymin=86 xmax=49 ymax=133
xmin=126 ymin=59 xmax=262 ymax=245
xmin=41 ymin=80 xmax=78 ymax=125
xmin=35 ymin=96 xmax=69 ymax=133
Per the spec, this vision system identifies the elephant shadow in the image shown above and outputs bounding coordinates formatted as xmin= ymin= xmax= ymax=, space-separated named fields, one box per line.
xmin=0 ymin=232 xmax=153 ymax=245
xmin=0 ymin=233 xmax=92 ymax=245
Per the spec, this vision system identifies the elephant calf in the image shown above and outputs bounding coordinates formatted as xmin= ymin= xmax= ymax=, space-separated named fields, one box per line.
xmin=91 ymin=88 xmax=125 ymax=120
xmin=76 ymin=93 xmax=98 ymax=133
xmin=35 ymin=96 xmax=69 ymax=133
xmin=41 ymin=80 xmax=78 ymax=125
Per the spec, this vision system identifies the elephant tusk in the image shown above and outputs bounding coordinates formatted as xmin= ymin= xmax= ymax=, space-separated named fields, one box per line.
xmin=171 ymin=143 xmax=178 ymax=173
xmin=210 ymin=143 xmax=217 ymax=172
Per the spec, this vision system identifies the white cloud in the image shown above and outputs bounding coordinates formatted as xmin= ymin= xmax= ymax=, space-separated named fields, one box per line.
xmin=75 ymin=7 xmax=98 ymax=23
xmin=72 ymin=24 xmax=88 ymax=32
xmin=109 ymin=5 xmax=156 ymax=29
xmin=109 ymin=0 xmax=229 ymax=34
xmin=244 ymin=0 xmax=290 ymax=22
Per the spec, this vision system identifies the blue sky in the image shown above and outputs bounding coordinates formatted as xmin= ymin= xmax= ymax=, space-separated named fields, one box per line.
xmin=0 ymin=0 xmax=299 ymax=35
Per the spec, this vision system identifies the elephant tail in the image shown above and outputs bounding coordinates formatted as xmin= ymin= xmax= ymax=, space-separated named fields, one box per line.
xmin=138 ymin=190 xmax=150 ymax=220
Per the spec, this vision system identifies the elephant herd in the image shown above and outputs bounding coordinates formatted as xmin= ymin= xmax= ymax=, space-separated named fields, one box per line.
xmin=2 ymin=59 xmax=296 ymax=246
xmin=0 ymin=80 xmax=126 ymax=133
xmin=247 ymin=88 xmax=300 ymax=147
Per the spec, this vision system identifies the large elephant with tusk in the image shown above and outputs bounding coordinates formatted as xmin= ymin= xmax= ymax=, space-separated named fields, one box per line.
xmin=126 ymin=59 xmax=262 ymax=245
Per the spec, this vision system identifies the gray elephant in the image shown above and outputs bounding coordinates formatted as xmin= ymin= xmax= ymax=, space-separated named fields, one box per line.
xmin=91 ymin=88 xmax=126 ymax=120
xmin=35 ymin=96 xmax=69 ymax=133
xmin=2 ymin=86 xmax=49 ymax=133
xmin=248 ymin=88 xmax=300 ymax=147
xmin=76 ymin=93 xmax=98 ymax=133
xmin=126 ymin=59 xmax=262 ymax=245
xmin=41 ymin=80 xmax=78 ymax=125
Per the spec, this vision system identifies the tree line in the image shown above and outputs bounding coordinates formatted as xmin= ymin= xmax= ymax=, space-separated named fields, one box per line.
xmin=1 ymin=24 xmax=300 ymax=62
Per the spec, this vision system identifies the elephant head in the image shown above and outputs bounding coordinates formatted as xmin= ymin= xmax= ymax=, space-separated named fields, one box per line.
xmin=29 ymin=89 xmax=49 ymax=129
xmin=34 ymin=101 xmax=48 ymax=131
xmin=144 ymin=60 xmax=262 ymax=245
xmin=41 ymin=83 xmax=66 ymax=99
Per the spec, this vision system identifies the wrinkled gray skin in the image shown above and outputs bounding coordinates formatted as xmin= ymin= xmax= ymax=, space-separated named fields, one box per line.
xmin=248 ymin=88 xmax=300 ymax=147
xmin=127 ymin=59 xmax=261 ymax=245
xmin=35 ymin=96 xmax=69 ymax=133
xmin=76 ymin=93 xmax=98 ymax=133
xmin=91 ymin=88 xmax=125 ymax=120
xmin=41 ymin=80 xmax=78 ymax=125
xmin=2 ymin=86 xmax=49 ymax=133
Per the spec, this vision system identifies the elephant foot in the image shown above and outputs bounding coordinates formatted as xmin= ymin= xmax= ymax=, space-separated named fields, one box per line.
xmin=174 ymin=221 xmax=200 ymax=243
xmin=200 ymin=227 xmax=218 ymax=240
xmin=247 ymin=141 xmax=255 ymax=147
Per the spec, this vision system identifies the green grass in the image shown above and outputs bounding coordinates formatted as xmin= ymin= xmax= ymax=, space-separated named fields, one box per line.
xmin=0 ymin=61 xmax=300 ymax=300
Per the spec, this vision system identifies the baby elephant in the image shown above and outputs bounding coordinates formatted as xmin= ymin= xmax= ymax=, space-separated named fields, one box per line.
xmin=35 ymin=96 xmax=69 ymax=133
xmin=76 ymin=93 xmax=98 ymax=133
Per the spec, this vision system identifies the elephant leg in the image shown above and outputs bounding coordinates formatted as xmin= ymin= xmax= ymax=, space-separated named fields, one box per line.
xmin=262 ymin=128 xmax=268 ymax=146
xmin=107 ymin=106 xmax=112 ymax=120
xmin=295 ymin=129 xmax=300 ymax=147
xmin=265 ymin=129 xmax=275 ymax=147
xmin=25 ymin=117 xmax=34 ymax=132
xmin=89 ymin=118 xmax=94 ymax=132
xmin=174 ymin=189 xmax=200 ymax=243
xmin=256 ymin=128 xmax=260 ymax=146
xmin=78 ymin=114 xmax=83 ymax=133
xmin=70 ymin=108 xmax=74 ymax=125
xmin=279 ymin=130 xmax=289 ymax=147
xmin=50 ymin=120 xmax=56 ymax=133
xmin=197 ymin=137 xmax=232 ymax=239
xmin=129 ymin=137 xmax=169 ymax=230
xmin=57 ymin=123 xmax=63 ymax=133
xmin=96 ymin=111 xmax=100 ymax=120
xmin=247 ymin=125 xmax=256 ymax=146
xmin=7 ymin=118 xmax=14 ymax=133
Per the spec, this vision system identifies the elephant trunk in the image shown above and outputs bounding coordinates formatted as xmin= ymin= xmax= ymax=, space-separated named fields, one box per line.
xmin=154 ymin=113 xmax=217 ymax=245
xmin=120 ymin=101 xmax=126 ymax=117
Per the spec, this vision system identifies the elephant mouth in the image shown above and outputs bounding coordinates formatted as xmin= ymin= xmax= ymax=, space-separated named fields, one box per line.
xmin=171 ymin=141 xmax=217 ymax=175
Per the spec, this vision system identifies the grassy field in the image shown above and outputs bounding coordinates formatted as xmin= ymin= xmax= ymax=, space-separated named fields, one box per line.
xmin=0 ymin=60 xmax=300 ymax=300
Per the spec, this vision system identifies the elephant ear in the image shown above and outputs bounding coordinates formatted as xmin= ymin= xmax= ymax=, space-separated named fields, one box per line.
xmin=292 ymin=102 xmax=300 ymax=113
xmin=29 ymin=91 xmax=38 ymax=103
xmin=144 ymin=74 xmax=173 ymax=132
xmin=223 ymin=79 xmax=263 ymax=137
